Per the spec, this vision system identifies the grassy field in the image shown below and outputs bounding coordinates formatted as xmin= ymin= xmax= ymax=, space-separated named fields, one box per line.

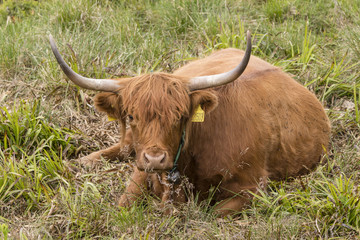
xmin=0 ymin=0 xmax=359 ymax=239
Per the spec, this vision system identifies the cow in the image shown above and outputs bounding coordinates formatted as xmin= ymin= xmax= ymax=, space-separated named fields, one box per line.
xmin=49 ymin=32 xmax=331 ymax=216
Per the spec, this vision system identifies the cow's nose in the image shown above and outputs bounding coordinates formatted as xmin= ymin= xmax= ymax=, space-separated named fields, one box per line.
xmin=144 ymin=152 xmax=166 ymax=164
xmin=142 ymin=151 xmax=169 ymax=171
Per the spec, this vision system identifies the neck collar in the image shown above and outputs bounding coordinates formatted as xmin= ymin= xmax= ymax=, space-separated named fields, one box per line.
xmin=167 ymin=128 xmax=186 ymax=184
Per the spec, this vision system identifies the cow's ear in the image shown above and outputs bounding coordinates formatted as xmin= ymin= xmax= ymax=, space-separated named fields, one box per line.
xmin=94 ymin=92 xmax=124 ymax=119
xmin=189 ymin=90 xmax=218 ymax=115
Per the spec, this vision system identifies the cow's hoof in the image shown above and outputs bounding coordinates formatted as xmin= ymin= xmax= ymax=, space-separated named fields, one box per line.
xmin=78 ymin=152 xmax=102 ymax=168
xmin=118 ymin=194 xmax=134 ymax=208
xmin=157 ymin=201 xmax=177 ymax=215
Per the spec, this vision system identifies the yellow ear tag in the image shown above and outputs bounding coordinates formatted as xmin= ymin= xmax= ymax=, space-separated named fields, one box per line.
xmin=191 ymin=105 xmax=205 ymax=122
xmin=107 ymin=115 xmax=117 ymax=121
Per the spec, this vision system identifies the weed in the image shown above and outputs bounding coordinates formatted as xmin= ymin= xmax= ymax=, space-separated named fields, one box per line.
xmin=0 ymin=100 xmax=76 ymax=210
xmin=0 ymin=100 xmax=74 ymax=156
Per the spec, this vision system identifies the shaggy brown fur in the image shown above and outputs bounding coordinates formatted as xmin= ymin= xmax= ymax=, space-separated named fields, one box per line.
xmin=83 ymin=48 xmax=330 ymax=216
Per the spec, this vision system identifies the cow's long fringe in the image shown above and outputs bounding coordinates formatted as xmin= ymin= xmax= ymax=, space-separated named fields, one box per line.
xmin=121 ymin=73 xmax=191 ymax=143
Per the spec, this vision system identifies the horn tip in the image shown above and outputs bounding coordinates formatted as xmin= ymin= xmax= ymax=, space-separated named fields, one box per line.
xmin=49 ymin=34 xmax=56 ymax=49
xmin=246 ymin=30 xmax=251 ymax=41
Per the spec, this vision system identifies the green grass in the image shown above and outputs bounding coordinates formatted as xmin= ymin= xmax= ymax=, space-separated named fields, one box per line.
xmin=1 ymin=0 xmax=360 ymax=238
xmin=0 ymin=100 xmax=76 ymax=213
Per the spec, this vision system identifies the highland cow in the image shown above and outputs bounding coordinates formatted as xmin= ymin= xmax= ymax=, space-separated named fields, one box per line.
xmin=49 ymin=32 xmax=330 ymax=216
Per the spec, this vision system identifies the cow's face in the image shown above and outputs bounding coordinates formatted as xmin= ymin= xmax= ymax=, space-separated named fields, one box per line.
xmin=95 ymin=73 xmax=218 ymax=172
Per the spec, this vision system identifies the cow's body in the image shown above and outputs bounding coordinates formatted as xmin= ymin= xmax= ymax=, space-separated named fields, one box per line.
xmin=50 ymin=35 xmax=330 ymax=216
xmin=172 ymin=49 xmax=330 ymax=212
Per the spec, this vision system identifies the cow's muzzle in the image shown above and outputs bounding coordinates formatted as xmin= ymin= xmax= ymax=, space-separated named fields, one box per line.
xmin=138 ymin=149 xmax=173 ymax=172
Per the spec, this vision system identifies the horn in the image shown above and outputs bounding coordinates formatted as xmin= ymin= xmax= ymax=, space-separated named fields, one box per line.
xmin=188 ymin=30 xmax=252 ymax=91
xmin=49 ymin=34 xmax=123 ymax=92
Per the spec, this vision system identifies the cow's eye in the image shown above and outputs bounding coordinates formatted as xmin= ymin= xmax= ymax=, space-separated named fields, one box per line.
xmin=128 ymin=115 xmax=134 ymax=121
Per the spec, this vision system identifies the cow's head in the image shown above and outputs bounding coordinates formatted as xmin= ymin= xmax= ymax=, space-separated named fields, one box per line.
xmin=49 ymin=32 xmax=251 ymax=172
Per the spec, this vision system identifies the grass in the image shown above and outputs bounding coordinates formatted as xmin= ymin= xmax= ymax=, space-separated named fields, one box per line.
xmin=0 ymin=0 xmax=360 ymax=239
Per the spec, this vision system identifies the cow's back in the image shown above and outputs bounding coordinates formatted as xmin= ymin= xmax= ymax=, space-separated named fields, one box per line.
xmin=174 ymin=48 xmax=275 ymax=78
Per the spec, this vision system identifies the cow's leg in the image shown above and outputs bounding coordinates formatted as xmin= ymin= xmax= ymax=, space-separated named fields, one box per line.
xmin=214 ymin=194 xmax=252 ymax=217
xmin=79 ymin=129 xmax=134 ymax=167
xmin=149 ymin=173 xmax=187 ymax=204
xmin=118 ymin=167 xmax=148 ymax=207
xmin=160 ymin=172 xmax=171 ymax=203
xmin=214 ymin=176 xmax=267 ymax=217
xmin=150 ymin=173 xmax=186 ymax=214
xmin=119 ymin=170 xmax=187 ymax=212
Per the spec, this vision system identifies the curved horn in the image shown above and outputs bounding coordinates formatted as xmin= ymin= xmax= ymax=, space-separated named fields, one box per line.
xmin=188 ymin=30 xmax=252 ymax=91
xmin=49 ymin=34 xmax=123 ymax=92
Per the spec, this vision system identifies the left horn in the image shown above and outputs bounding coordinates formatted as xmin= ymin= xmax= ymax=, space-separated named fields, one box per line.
xmin=188 ymin=30 xmax=252 ymax=91
xmin=49 ymin=34 xmax=123 ymax=92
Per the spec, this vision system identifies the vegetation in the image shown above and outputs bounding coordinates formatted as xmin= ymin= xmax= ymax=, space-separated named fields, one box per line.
xmin=0 ymin=0 xmax=359 ymax=238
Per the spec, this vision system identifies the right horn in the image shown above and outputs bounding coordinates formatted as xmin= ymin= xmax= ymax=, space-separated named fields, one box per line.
xmin=188 ymin=30 xmax=252 ymax=91
xmin=49 ymin=34 xmax=124 ymax=92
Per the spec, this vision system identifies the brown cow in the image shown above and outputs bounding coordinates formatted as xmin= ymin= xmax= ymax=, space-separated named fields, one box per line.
xmin=49 ymin=32 xmax=330 ymax=216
